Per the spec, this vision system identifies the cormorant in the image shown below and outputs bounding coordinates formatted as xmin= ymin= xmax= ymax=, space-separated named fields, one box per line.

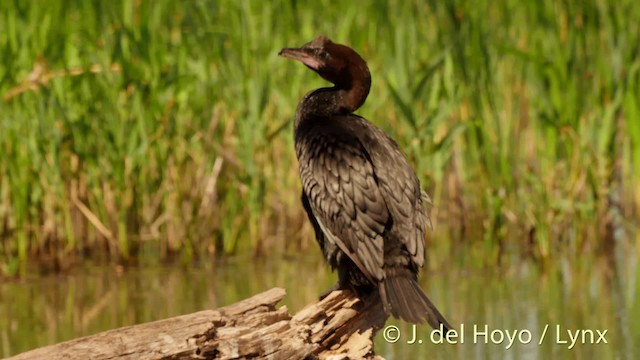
xmin=279 ymin=36 xmax=452 ymax=330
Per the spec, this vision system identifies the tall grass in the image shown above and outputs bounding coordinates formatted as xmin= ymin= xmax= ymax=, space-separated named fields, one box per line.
xmin=0 ymin=0 xmax=638 ymax=276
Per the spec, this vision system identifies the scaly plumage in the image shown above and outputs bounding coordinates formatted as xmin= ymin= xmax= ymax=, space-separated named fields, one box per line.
xmin=280 ymin=36 xmax=452 ymax=329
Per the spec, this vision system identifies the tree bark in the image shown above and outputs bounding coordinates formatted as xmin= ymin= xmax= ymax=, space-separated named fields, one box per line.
xmin=8 ymin=287 xmax=388 ymax=360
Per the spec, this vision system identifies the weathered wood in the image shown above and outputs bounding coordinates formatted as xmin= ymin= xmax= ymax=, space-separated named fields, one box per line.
xmin=7 ymin=287 xmax=388 ymax=360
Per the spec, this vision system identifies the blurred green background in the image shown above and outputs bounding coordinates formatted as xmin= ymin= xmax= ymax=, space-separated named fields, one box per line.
xmin=0 ymin=0 xmax=639 ymax=358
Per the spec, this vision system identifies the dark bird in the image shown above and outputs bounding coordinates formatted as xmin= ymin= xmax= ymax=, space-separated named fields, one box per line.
xmin=279 ymin=36 xmax=452 ymax=330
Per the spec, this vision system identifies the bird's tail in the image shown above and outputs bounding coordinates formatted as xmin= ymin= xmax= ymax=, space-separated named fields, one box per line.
xmin=379 ymin=273 xmax=453 ymax=332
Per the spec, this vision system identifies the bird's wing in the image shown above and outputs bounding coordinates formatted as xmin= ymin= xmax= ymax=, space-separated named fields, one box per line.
xmin=297 ymin=130 xmax=389 ymax=282
xmin=357 ymin=127 xmax=428 ymax=268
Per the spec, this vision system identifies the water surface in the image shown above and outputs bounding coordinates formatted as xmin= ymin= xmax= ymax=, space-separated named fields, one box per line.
xmin=1 ymin=251 xmax=638 ymax=359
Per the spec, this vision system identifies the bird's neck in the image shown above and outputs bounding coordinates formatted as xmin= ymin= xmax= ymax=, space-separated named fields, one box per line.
xmin=294 ymin=74 xmax=370 ymax=131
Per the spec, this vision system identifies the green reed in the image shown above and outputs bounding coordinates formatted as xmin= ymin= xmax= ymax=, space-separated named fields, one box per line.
xmin=0 ymin=0 xmax=638 ymax=276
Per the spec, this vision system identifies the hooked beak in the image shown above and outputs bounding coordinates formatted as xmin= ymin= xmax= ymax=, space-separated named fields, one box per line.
xmin=279 ymin=47 xmax=322 ymax=71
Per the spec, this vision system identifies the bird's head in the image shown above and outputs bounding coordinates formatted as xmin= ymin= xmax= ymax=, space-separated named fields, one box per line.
xmin=279 ymin=36 xmax=370 ymax=91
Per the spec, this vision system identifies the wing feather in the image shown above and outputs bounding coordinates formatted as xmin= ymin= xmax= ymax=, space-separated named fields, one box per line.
xmin=297 ymin=129 xmax=388 ymax=282
xmin=296 ymin=114 xmax=430 ymax=278
xmin=362 ymin=132 xmax=428 ymax=266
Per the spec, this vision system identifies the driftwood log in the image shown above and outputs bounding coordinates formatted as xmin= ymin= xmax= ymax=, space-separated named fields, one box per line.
xmin=8 ymin=287 xmax=388 ymax=360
